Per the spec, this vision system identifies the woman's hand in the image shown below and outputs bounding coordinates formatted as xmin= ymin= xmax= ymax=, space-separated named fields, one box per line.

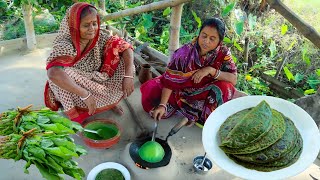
xmin=151 ymin=88 xmax=172 ymax=120
xmin=122 ymin=48 xmax=134 ymax=98
xmin=152 ymin=106 xmax=166 ymax=121
xmin=122 ymin=77 xmax=134 ymax=98
xmin=192 ymin=67 xmax=216 ymax=83
xmin=83 ymin=95 xmax=97 ymax=115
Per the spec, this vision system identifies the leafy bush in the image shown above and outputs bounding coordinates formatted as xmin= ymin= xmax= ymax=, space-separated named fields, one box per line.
xmin=3 ymin=16 xmax=58 ymax=40
xmin=3 ymin=20 xmax=25 ymax=40
xmin=236 ymin=73 xmax=274 ymax=96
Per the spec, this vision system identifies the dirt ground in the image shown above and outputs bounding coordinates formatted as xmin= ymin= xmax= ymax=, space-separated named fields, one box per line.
xmin=0 ymin=47 xmax=319 ymax=180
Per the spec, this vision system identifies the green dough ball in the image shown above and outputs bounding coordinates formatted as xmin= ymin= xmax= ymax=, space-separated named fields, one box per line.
xmin=138 ymin=141 xmax=165 ymax=163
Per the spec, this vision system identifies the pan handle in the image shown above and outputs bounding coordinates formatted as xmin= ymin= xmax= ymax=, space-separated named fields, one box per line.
xmin=168 ymin=118 xmax=189 ymax=136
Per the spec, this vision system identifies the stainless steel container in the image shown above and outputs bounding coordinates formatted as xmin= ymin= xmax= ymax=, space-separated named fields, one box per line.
xmin=193 ymin=155 xmax=213 ymax=174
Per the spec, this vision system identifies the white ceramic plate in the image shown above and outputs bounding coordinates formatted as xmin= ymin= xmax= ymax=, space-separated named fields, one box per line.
xmin=202 ymin=95 xmax=320 ymax=180
xmin=87 ymin=162 xmax=131 ymax=180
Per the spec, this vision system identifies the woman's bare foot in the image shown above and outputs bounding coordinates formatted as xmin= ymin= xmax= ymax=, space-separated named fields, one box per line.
xmin=185 ymin=120 xmax=195 ymax=127
xmin=112 ymin=105 xmax=124 ymax=116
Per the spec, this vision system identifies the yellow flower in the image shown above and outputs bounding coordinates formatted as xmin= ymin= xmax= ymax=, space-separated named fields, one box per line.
xmin=245 ymin=75 xmax=252 ymax=81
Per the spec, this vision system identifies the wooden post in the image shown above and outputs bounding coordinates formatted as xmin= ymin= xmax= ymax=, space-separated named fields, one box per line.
xmin=260 ymin=73 xmax=304 ymax=98
xmin=98 ymin=0 xmax=106 ymax=12
xmin=22 ymin=1 xmax=36 ymax=50
xmin=102 ymin=0 xmax=191 ymax=21
xmin=275 ymin=56 xmax=288 ymax=79
xmin=168 ymin=3 xmax=184 ymax=59
xmin=243 ymin=37 xmax=250 ymax=72
xmin=119 ymin=0 xmax=125 ymax=7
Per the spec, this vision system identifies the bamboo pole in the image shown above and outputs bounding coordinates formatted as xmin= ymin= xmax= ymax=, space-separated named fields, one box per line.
xmin=260 ymin=73 xmax=304 ymax=98
xmin=168 ymin=3 xmax=184 ymax=59
xmin=102 ymin=0 xmax=191 ymax=21
xmin=98 ymin=0 xmax=106 ymax=12
xmin=22 ymin=1 xmax=36 ymax=50
xmin=134 ymin=53 xmax=161 ymax=77
xmin=106 ymin=25 xmax=169 ymax=65
xmin=275 ymin=55 xmax=288 ymax=79
xmin=119 ymin=0 xmax=125 ymax=7
xmin=97 ymin=0 xmax=107 ymax=23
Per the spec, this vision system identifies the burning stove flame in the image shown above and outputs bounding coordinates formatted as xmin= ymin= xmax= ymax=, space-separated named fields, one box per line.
xmin=135 ymin=163 xmax=149 ymax=170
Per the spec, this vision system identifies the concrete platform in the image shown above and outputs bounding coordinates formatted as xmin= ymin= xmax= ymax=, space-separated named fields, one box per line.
xmin=0 ymin=47 xmax=319 ymax=180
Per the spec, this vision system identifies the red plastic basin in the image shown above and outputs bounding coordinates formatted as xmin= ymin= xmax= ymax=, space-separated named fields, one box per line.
xmin=80 ymin=119 xmax=122 ymax=149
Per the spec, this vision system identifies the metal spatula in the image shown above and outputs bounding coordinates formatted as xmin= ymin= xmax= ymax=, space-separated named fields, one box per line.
xmin=151 ymin=120 xmax=159 ymax=141
xmin=83 ymin=128 xmax=105 ymax=138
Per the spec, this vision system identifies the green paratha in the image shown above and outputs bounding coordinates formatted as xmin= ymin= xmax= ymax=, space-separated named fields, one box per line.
xmin=234 ymin=117 xmax=298 ymax=163
xmin=220 ymin=109 xmax=286 ymax=154
xmin=221 ymin=100 xmax=273 ymax=148
xmin=263 ymin=132 xmax=302 ymax=167
xmin=219 ymin=109 xmax=251 ymax=142
xmin=228 ymin=147 xmax=302 ymax=172
xmin=218 ymin=100 xmax=303 ymax=172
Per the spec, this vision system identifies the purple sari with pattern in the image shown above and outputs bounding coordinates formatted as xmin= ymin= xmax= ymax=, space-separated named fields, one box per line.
xmin=141 ymin=42 xmax=237 ymax=125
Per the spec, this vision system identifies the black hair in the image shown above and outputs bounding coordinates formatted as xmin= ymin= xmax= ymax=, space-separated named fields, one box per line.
xmin=80 ymin=6 xmax=98 ymax=20
xmin=199 ymin=18 xmax=226 ymax=41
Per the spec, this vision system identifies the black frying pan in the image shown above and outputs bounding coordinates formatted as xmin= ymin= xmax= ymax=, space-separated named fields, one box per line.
xmin=129 ymin=118 xmax=188 ymax=168
xmin=129 ymin=136 xmax=172 ymax=169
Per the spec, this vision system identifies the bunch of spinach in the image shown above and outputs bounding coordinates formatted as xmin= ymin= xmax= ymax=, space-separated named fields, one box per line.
xmin=0 ymin=106 xmax=87 ymax=180
xmin=0 ymin=106 xmax=83 ymax=135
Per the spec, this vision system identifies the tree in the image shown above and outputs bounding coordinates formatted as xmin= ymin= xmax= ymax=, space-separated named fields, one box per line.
xmin=21 ymin=0 xmax=36 ymax=50
xmin=98 ymin=0 xmax=105 ymax=12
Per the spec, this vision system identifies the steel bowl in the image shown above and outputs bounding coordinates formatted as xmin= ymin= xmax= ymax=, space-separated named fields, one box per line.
xmin=193 ymin=155 xmax=213 ymax=174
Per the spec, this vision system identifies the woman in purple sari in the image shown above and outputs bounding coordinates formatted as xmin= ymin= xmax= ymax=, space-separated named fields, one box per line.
xmin=140 ymin=18 xmax=245 ymax=126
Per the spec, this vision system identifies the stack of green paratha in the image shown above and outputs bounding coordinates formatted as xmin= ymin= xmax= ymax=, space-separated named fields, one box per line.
xmin=219 ymin=100 xmax=303 ymax=172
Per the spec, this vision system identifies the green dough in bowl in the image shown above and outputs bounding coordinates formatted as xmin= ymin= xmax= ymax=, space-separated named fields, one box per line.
xmin=138 ymin=141 xmax=165 ymax=163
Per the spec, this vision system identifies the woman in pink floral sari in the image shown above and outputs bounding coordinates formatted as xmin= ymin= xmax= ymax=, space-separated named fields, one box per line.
xmin=141 ymin=18 xmax=245 ymax=126
xmin=44 ymin=2 xmax=134 ymax=124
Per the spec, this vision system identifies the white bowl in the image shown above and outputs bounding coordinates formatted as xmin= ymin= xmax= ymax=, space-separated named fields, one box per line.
xmin=202 ymin=95 xmax=320 ymax=180
xmin=87 ymin=162 xmax=131 ymax=180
